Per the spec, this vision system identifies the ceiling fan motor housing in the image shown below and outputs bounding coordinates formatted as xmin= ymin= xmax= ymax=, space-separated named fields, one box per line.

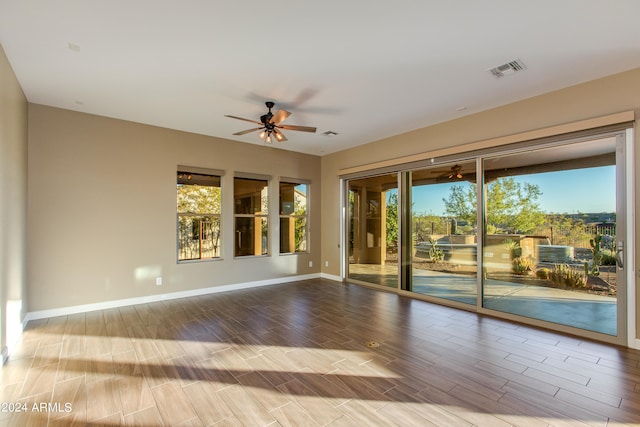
xmin=260 ymin=113 xmax=273 ymax=124
xmin=261 ymin=101 xmax=275 ymax=124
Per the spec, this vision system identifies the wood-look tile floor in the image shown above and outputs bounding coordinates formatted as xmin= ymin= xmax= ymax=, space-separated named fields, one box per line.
xmin=2 ymin=278 xmax=640 ymax=426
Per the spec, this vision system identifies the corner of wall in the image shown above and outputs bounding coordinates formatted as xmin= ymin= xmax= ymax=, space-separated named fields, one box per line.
xmin=0 ymin=42 xmax=29 ymax=363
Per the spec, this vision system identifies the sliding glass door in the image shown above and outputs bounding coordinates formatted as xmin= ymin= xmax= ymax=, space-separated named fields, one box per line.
xmin=481 ymin=136 xmax=625 ymax=337
xmin=347 ymin=173 xmax=399 ymax=288
xmin=343 ymin=130 xmax=629 ymax=343
xmin=409 ymin=162 xmax=478 ymax=304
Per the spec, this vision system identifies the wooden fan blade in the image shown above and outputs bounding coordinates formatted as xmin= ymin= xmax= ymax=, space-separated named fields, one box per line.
xmin=270 ymin=109 xmax=291 ymax=125
xmin=279 ymin=124 xmax=317 ymax=133
xmin=274 ymin=130 xmax=288 ymax=142
xmin=225 ymin=115 xmax=262 ymax=125
xmin=233 ymin=127 xmax=263 ymax=136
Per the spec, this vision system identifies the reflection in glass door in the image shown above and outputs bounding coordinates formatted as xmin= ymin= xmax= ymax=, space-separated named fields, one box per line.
xmin=481 ymin=137 xmax=624 ymax=336
xmin=347 ymin=174 xmax=399 ymax=288
xmin=409 ymin=162 xmax=477 ymax=304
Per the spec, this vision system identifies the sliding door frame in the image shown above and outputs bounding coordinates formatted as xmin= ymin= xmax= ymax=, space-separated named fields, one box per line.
xmin=340 ymin=121 xmax=635 ymax=347
xmin=473 ymin=131 xmax=629 ymax=346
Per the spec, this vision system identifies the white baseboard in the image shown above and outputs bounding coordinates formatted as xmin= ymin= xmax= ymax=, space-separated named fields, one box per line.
xmin=320 ymin=272 xmax=342 ymax=282
xmin=23 ymin=273 xmax=322 ymax=323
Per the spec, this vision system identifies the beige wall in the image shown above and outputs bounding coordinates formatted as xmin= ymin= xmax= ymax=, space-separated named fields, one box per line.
xmin=0 ymin=44 xmax=28 ymax=359
xmin=27 ymin=105 xmax=321 ymax=311
xmin=321 ymin=67 xmax=640 ymax=338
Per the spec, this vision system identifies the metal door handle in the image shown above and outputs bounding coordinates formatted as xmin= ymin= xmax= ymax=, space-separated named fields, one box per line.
xmin=616 ymin=241 xmax=624 ymax=269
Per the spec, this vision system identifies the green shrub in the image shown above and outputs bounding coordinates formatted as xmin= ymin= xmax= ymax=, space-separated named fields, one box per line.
xmin=512 ymin=256 xmax=534 ymax=275
xmin=535 ymin=268 xmax=551 ymax=279
xmin=600 ymin=250 xmax=617 ymax=266
xmin=504 ymin=240 xmax=522 ymax=258
xmin=550 ymin=264 xmax=586 ymax=288
xmin=565 ymin=269 xmax=586 ymax=288
xmin=585 ymin=234 xmax=602 ymax=276
xmin=428 ymin=237 xmax=444 ymax=263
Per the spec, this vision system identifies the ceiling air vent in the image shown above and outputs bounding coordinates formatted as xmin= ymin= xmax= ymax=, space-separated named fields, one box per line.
xmin=489 ymin=59 xmax=527 ymax=78
xmin=322 ymin=131 xmax=339 ymax=137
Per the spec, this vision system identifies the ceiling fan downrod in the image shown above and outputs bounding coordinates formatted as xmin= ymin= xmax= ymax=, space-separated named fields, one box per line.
xmin=260 ymin=101 xmax=275 ymax=124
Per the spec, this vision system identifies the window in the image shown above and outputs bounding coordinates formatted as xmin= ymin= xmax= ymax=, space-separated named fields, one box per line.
xmin=280 ymin=181 xmax=309 ymax=253
xmin=177 ymin=169 xmax=222 ymax=261
xmin=234 ymin=176 xmax=269 ymax=257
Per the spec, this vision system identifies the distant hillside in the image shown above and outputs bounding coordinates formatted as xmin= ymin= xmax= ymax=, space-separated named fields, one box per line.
xmin=546 ymin=212 xmax=616 ymax=224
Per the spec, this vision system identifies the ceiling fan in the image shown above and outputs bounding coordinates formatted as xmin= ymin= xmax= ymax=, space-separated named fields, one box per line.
xmin=415 ymin=163 xmax=475 ymax=185
xmin=225 ymin=101 xmax=317 ymax=143
xmin=448 ymin=164 xmax=464 ymax=180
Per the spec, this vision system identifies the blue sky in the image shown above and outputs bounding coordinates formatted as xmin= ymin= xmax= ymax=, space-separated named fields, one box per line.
xmin=410 ymin=166 xmax=616 ymax=216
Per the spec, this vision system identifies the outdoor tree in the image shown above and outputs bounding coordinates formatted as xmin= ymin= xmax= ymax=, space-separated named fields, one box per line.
xmin=413 ymin=213 xmax=450 ymax=241
xmin=177 ymin=184 xmax=221 ymax=214
xmin=386 ymin=192 xmax=398 ymax=247
xmin=442 ymin=185 xmax=476 ymax=225
xmin=443 ymin=177 xmax=545 ymax=234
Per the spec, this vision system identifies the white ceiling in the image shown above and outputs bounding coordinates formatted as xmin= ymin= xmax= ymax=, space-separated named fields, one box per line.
xmin=1 ymin=1 xmax=640 ymax=156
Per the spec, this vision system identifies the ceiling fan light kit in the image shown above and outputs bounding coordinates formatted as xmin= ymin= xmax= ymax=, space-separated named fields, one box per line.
xmin=225 ymin=101 xmax=317 ymax=144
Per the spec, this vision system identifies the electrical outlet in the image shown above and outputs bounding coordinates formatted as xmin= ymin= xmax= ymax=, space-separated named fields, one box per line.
xmin=325 ymin=261 xmax=329 ymax=267
xmin=155 ymin=277 xmax=163 ymax=286
xmin=309 ymin=261 xmax=313 ymax=268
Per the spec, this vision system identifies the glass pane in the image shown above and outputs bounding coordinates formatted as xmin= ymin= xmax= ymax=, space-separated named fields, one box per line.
xmin=235 ymin=178 xmax=268 ymax=214
xmin=177 ymin=172 xmax=221 ymax=214
xmin=280 ymin=182 xmax=307 ymax=216
xmin=235 ymin=216 xmax=268 ymax=256
xmin=410 ymin=162 xmax=477 ymax=304
xmin=482 ymin=138 xmax=617 ymax=335
xmin=279 ymin=182 xmax=308 ymax=254
xmin=280 ymin=217 xmax=307 ymax=253
xmin=177 ymin=171 xmax=222 ymax=262
xmin=347 ymin=173 xmax=398 ymax=288
xmin=178 ymin=216 xmax=221 ymax=260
